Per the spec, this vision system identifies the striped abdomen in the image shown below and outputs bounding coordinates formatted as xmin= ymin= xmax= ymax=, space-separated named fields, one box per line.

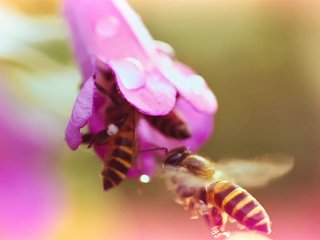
xmin=207 ymin=181 xmax=271 ymax=234
xmin=144 ymin=111 xmax=191 ymax=139
xmin=101 ymin=114 xmax=136 ymax=191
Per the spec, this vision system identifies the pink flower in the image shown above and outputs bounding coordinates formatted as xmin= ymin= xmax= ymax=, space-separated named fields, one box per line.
xmin=64 ymin=0 xmax=218 ymax=178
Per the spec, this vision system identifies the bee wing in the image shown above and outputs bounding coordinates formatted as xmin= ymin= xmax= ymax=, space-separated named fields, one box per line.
xmin=215 ymin=155 xmax=294 ymax=188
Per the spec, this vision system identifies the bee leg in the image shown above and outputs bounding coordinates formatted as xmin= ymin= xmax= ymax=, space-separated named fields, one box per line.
xmin=206 ymin=208 xmax=230 ymax=239
xmin=81 ymin=130 xmax=110 ymax=148
xmin=203 ymin=213 xmax=213 ymax=228
xmin=176 ymin=185 xmax=197 ymax=199
xmin=98 ymin=64 xmax=115 ymax=82
xmin=211 ymin=207 xmax=228 ymax=229
xmin=198 ymin=187 xmax=208 ymax=205
xmin=188 ymin=201 xmax=200 ymax=219
xmin=139 ymin=147 xmax=168 ymax=155
xmin=94 ymin=82 xmax=124 ymax=106
xmin=203 ymin=207 xmax=224 ymax=230
xmin=82 ymin=133 xmax=94 ymax=144
xmin=81 ymin=113 xmax=131 ymax=148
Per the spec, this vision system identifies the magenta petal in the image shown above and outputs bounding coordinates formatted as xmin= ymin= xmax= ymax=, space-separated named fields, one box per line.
xmin=65 ymin=76 xmax=95 ymax=150
xmin=128 ymin=141 xmax=156 ymax=178
xmin=63 ymin=0 xmax=94 ymax=81
xmin=158 ymin=56 xmax=218 ymax=114
xmin=138 ymin=98 xmax=214 ymax=152
xmin=64 ymin=0 xmax=216 ymax=171
xmin=64 ymin=0 xmax=156 ymax=68
xmin=139 ymin=152 xmax=156 ymax=176
xmin=112 ymin=60 xmax=177 ymax=115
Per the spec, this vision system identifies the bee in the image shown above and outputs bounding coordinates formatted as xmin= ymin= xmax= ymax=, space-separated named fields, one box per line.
xmin=81 ymin=66 xmax=138 ymax=191
xmin=82 ymin=65 xmax=192 ymax=191
xmin=163 ymin=147 xmax=293 ymax=235
xmin=100 ymin=110 xmax=138 ymax=190
xmin=143 ymin=110 xmax=191 ymax=139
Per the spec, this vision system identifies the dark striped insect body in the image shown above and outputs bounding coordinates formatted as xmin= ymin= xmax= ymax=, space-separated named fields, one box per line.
xmin=101 ymin=111 xmax=138 ymax=190
xmin=207 ymin=181 xmax=271 ymax=234
xmin=144 ymin=110 xmax=191 ymax=139
xmin=82 ymin=65 xmax=193 ymax=191
xmin=83 ymin=65 xmax=138 ymax=191
xmin=163 ymin=147 xmax=293 ymax=236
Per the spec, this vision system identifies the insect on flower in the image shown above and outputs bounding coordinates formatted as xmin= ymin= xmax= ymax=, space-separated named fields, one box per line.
xmin=64 ymin=0 xmax=217 ymax=185
xmin=82 ymin=66 xmax=192 ymax=191
xmin=163 ymin=147 xmax=294 ymax=237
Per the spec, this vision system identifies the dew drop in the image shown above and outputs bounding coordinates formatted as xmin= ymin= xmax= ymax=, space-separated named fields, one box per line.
xmin=110 ymin=58 xmax=146 ymax=90
xmin=95 ymin=16 xmax=119 ymax=38
xmin=139 ymin=174 xmax=150 ymax=183
xmin=188 ymin=75 xmax=206 ymax=95
xmin=155 ymin=40 xmax=175 ymax=57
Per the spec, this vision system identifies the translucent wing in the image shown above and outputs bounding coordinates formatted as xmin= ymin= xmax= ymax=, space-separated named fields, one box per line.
xmin=215 ymin=155 xmax=294 ymax=188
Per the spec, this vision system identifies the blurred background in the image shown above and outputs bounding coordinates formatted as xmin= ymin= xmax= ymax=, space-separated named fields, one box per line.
xmin=0 ymin=0 xmax=319 ymax=239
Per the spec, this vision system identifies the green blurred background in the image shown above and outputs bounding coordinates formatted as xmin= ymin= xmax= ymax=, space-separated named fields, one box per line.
xmin=1 ymin=0 xmax=319 ymax=239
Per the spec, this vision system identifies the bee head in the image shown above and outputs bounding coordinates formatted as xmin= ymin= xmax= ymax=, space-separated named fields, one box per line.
xmin=164 ymin=146 xmax=192 ymax=167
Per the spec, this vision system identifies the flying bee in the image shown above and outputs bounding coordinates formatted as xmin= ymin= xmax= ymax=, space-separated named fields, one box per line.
xmin=163 ymin=147 xmax=294 ymax=236
xmin=82 ymin=65 xmax=192 ymax=191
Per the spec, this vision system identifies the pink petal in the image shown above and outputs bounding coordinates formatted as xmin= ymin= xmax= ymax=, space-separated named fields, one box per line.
xmin=159 ymin=59 xmax=218 ymax=115
xmin=65 ymin=76 xmax=95 ymax=150
xmin=63 ymin=1 xmax=94 ymax=81
xmin=87 ymin=95 xmax=110 ymax=159
xmin=128 ymin=141 xmax=156 ymax=178
xmin=138 ymin=98 xmax=214 ymax=152
xmin=111 ymin=59 xmax=176 ymax=115
xmin=64 ymin=0 xmax=177 ymax=115
xmin=63 ymin=0 xmax=156 ymax=69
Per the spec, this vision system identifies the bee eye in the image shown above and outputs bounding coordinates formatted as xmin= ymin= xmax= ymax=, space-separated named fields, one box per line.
xmin=165 ymin=153 xmax=184 ymax=166
xmin=164 ymin=147 xmax=191 ymax=166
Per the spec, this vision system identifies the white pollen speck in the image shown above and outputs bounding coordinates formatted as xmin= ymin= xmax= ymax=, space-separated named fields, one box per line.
xmin=140 ymin=174 xmax=151 ymax=183
xmin=107 ymin=124 xmax=119 ymax=136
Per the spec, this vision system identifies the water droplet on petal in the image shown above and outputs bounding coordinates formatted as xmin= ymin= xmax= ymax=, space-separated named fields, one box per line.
xmin=188 ymin=75 xmax=206 ymax=95
xmin=155 ymin=40 xmax=175 ymax=57
xmin=95 ymin=16 xmax=119 ymax=38
xmin=110 ymin=58 xmax=146 ymax=90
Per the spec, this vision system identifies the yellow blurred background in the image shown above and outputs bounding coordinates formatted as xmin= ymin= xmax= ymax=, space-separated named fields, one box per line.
xmin=1 ymin=0 xmax=319 ymax=239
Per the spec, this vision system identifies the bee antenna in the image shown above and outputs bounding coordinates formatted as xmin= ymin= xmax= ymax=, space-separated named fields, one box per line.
xmin=140 ymin=147 xmax=168 ymax=155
